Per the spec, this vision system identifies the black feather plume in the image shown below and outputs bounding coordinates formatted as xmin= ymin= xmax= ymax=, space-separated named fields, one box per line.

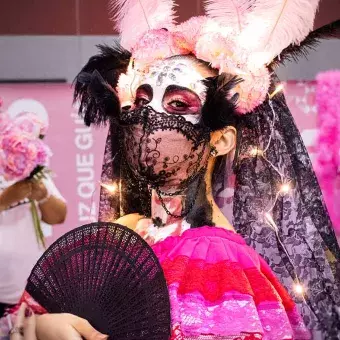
xmin=75 ymin=70 xmax=121 ymax=126
xmin=270 ymin=20 xmax=340 ymax=68
xmin=201 ymin=73 xmax=242 ymax=131
xmin=74 ymin=43 xmax=131 ymax=126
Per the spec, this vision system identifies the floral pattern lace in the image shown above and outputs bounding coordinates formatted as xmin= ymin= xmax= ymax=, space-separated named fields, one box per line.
xmin=228 ymin=92 xmax=340 ymax=338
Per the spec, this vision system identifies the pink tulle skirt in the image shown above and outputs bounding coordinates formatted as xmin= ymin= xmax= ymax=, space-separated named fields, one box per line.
xmin=152 ymin=227 xmax=310 ymax=340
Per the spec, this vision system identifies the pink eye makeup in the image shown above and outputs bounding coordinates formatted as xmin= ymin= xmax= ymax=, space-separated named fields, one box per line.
xmin=162 ymin=85 xmax=202 ymax=115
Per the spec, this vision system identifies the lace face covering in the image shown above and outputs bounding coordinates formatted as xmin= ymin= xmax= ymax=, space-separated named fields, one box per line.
xmin=119 ymin=106 xmax=211 ymax=193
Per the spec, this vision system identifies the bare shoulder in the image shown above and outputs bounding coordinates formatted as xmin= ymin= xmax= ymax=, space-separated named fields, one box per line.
xmin=114 ymin=213 xmax=144 ymax=231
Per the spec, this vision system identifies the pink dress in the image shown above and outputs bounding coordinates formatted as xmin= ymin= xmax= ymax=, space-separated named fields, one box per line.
xmin=152 ymin=227 xmax=310 ymax=340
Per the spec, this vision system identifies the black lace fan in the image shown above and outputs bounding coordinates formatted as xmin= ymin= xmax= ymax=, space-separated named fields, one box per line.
xmin=26 ymin=222 xmax=171 ymax=340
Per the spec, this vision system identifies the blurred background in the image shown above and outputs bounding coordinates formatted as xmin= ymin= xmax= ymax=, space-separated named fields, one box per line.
xmin=0 ymin=0 xmax=339 ymax=244
xmin=0 ymin=0 xmax=339 ymax=82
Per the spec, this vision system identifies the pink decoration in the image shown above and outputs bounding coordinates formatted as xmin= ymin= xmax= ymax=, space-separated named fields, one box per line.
xmin=195 ymin=31 xmax=235 ymax=69
xmin=174 ymin=16 xmax=209 ymax=51
xmin=242 ymin=0 xmax=320 ymax=64
xmin=111 ymin=0 xmax=320 ymax=114
xmin=132 ymin=29 xmax=191 ymax=65
xmin=110 ymin=0 xmax=177 ymax=51
xmin=13 ymin=112 xmax=48 ymax=137
xmin=0 ymin=116 xmax=51 ymax=181
xmin=204 ymin=0 xmax=253 ymax=32
xmin=129 ymin=17 xmax=271 ymax=114
xmin=228 ymin=67 xmax=271 ymax=114
xmin=315 ymin=70 xmax=340 ymax=235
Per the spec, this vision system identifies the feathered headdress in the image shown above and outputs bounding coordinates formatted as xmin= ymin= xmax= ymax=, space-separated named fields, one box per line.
xmin=107 ymin=0 xmax=323 ymax=114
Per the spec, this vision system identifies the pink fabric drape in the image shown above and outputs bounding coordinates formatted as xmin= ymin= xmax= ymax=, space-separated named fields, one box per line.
xmin=315 ymin=70 xmax=340 ymax=235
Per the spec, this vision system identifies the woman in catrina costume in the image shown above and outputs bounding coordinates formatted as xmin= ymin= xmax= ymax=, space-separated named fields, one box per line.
xmin=7 ymin=1 xmax=340 ymax=339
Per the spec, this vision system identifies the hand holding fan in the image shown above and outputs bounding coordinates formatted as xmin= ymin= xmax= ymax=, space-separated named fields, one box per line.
xmin=25 ymin=222 xmax=171 ymax=340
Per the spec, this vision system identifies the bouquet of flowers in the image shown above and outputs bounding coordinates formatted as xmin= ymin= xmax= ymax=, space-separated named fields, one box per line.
xmin=0 ymin=112 xmax=52 ymax=247
xmin=0 ymin=112 xmax=51 ymax=181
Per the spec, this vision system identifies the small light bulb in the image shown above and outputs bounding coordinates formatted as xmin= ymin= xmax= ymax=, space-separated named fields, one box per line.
xmin=101 ymin=182 xmax=118 ymax=194
xmin=269 ymin=83 xmax=284 ymax=99
xmin=293 ymin=282 xmax=305 ymax=296
xmin=280 ymin=183 xmax=291 ymax=194
xmin=250 ymin=147 xmax=263 ymax=157
xmin=264 ymin=212 xmax=273 ymax=222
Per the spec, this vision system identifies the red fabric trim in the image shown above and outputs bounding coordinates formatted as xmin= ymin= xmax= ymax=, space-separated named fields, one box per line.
xmin=258 ymin=257 xmax=295 ymax=311
xmin=161 ymin=255 xmax=295 ymax=310
xmin=8 ymin=291 xmax=47 ymax=315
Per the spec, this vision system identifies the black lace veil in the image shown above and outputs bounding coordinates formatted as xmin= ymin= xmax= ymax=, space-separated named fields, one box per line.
xmin=230 ymin=91 xmax=340 ymax=338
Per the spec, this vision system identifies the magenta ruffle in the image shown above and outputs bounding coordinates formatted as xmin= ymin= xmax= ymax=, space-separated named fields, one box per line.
xmin=152 ymin=227 xmax=310 ymax=340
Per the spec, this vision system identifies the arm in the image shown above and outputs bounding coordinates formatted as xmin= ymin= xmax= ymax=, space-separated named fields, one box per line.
xmin=29 ymin=179 xmax=67 ymax=225
xmin=36 ymin=314 xmax=108 ymax=340
xmin=38 ymin=196 xmax=67 ymax=225
xmin=0 ymin=181 xmax=32 ymax=213
xmin=0 ymin=178 xmax=67 ymax=225
xmin=5 ymin=292 xmax=107 ymax=340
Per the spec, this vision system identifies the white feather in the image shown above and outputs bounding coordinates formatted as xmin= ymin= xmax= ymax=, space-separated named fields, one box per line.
xmin=109 ymin=0 xmax=178 ymax=50
xmin=239 ymin=0 xmax=320 ymax=64
xmin=204 ymin=0 xmax=256 ymax=32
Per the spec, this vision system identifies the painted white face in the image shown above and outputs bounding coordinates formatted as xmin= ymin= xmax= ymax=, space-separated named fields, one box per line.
xmin=131 ymin=56 xmax=215 ymax=124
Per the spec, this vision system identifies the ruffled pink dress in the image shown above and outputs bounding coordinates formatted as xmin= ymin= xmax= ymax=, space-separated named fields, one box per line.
xmin=152 ymin=226 xmax=310 ymax=340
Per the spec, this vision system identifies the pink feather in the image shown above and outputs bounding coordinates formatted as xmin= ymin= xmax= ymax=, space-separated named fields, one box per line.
xmin=204 ymin=0 xmax=256 ymax=33
xmin=109 ymin=0 xmax=178 ymax=50
xmin=242 ymin=0 xmax=320 ymax=63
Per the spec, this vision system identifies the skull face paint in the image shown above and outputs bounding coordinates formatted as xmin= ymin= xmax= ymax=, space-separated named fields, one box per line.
xmin=119 ymin=55 xmax=216 ymax=124
xmin=118 ymin=56 xmax=216 ymax=193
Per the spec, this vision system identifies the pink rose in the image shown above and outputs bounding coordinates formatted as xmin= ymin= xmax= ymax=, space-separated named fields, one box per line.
xmin=0 ymin=130 xmax=51 ymax=181
xmin=13 ymin=112 xmax=48 ymax=137
xmin=0 ymin=113 xmax=14 ymax=135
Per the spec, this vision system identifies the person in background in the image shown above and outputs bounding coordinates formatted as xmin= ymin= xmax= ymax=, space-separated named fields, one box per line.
xmin=0 ymin=110 xmax=67 ymax=318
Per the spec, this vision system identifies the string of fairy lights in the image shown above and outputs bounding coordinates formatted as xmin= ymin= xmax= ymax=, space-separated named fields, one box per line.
xmin=99 ymin=82 xmax=307 ymax=299
xmin=249 ymin=84 xmax=306 ymax=298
